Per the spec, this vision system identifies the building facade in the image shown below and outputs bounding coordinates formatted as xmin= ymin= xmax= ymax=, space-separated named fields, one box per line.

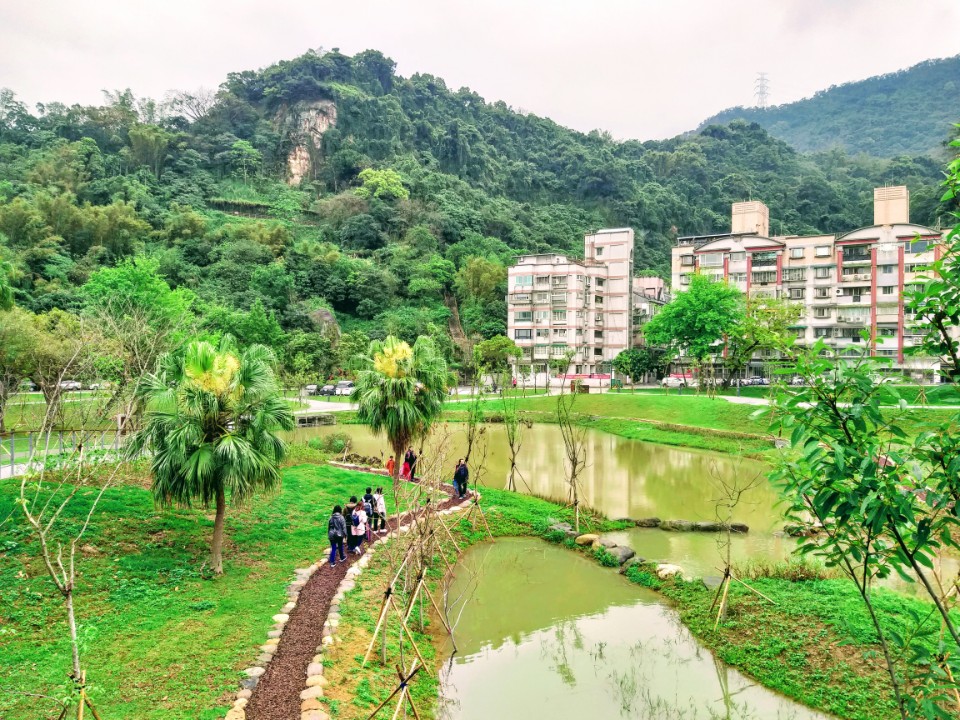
xmin=670 ymin=186 xmax=947 ymax=380
xmin=508 ymin=228 xmax=660 ymax=385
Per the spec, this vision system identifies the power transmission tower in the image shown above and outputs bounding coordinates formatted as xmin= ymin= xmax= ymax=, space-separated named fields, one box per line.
xmin=754 ymin=72 xmax=770 ymax=109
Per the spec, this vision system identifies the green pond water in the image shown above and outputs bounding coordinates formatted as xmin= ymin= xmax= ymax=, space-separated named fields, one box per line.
xmin=435 ymin=538 xmax=832 ymax=720
xmin=290 ymin=424 xmax=796 ymax=577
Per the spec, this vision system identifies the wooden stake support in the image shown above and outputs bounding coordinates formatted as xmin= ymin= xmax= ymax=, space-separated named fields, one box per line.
xmin=365 ymin=662 xmax=422 ymax=720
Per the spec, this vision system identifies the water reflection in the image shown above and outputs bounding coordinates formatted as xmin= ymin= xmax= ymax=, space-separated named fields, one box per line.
xmin=292 ymin=424 xmax=778 ymax=528
xmin=437 ymin=539 xmax=832 ymax=720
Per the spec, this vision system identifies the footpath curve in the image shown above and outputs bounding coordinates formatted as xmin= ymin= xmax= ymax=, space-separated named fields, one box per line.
xmin=229 ymin=469 xmax=468 ymax=720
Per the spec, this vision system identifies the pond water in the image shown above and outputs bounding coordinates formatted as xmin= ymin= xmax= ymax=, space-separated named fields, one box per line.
xmin=290 ymin=424 xmax=780 ymax=529
xmin=435 ymin=538 xmax=832 ymax=720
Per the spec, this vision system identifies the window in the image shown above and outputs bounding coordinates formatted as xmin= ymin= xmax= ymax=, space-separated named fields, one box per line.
xmin=514 ymin=329 xmax=532 ymax=340
xmin=753 ymin=251 xmax=777 ymax=267
xmin=596 ymin=278 xmax=605 ymax=288
xmin=514 ymin=275 xmax=533 ymax=287
xmin=814 ymin=266 xmax=833 ymax=279
xmin=594 ymin=295 xmax=603 ymax=305
xmin=783 ymin=268 xmax=805 ymax=281
xmin=594 ymin=330 xmax=603 ymax=340
xmin=752 ymin=271 xmax=776 ymax=284
xmin=877 ymin=349 xmax=896 ymax=357
xmin=879 ymin=328 xmax=896 ymax=337
xmin=551 ymin=344 xmax=568 ymax=357
xmin=794 ymin=328 xmax=806 ymax=338
xmin=730 ymin=273 xmax=747 ymax=284
xmin=814 ymin=287 xmax=831 ymax=299
xmin=554 ymin=329 xmax=567 ymax=338
xmin=595 ymin=313 xmax=604 ymax=323
xmin=534 ymin=310 xmax=549 ymax=322
xmin=596 ymin=247 xmax=604 ymax=257
xmin=701 ymin=253 xmax=723 ymax=267
xmin=535 ymin=329 xmax=549 ymax=339
xmin=729 ymin=252 xmax=746 ymax=262
xmin=680 ymin=254 xmax=695 ymax=266
xmin=788 ymin=288 xmax=805 ymax=300
xmin=908 ymin=240 xmax=930 ymax=254
xmin=880 ymin=265 xmax=895 ymax=274
xmin=881 ymin=286 xmax=894 ymax=295
xmin=534 ymin=293 xmax=548 ymax=303
xmin=680 ymin=274 xmax=691 ymax=286
xmin=814 ymin=307 xmax=831 ymax=318
xmin=535 ymin=275 xmax=550 ymax=286
xmin=790 ymin=247 xmax=805 ymax=259
xmin=552 ymin=310 xmax=566 ymax=323
xmin=514 ymin=311 xmax=532 ymax=322
xmin=594 ymin=348 xmax=603 ymax=357
xmin=814 ymin=328 xmax=831 ymax=338
xmin=815 ymin=246 xmax=831 ymax=257
xmin=575 ymin=310 xmax=585 ymax=320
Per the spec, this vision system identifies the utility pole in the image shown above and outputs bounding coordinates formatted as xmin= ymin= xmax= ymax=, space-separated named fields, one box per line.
xmin=754 ymin=72 xmax=770 ymax=109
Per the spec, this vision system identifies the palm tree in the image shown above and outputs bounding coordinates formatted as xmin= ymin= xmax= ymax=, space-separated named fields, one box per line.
xmin=128 ymin=338 xmax=294 ymax=574
xmin=354 ymin=335 xmax=451 ymax=488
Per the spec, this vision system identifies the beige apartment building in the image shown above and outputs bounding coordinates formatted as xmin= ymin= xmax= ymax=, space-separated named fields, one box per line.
xmin=670 ymin=186 xmax=947 ymax=380
xmin=508 ymin=228 xmax=665 ymax=385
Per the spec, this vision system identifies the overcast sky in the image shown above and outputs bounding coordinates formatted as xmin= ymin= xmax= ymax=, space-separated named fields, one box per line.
xmin=3 ymin=0 xmax=959 ymax=140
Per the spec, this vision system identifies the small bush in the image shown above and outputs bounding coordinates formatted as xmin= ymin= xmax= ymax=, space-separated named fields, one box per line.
xmin=307 ymin=431 xmax=353 ymax=454
xmin=595 ymin=548 xmax=620 ymax=568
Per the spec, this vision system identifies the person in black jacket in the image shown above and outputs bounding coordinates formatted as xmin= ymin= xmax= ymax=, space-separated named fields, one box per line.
xmin=327 ymin=505 xmax=347 ymax=567
xmin=454 ymin=460 xmax=469 ymax=499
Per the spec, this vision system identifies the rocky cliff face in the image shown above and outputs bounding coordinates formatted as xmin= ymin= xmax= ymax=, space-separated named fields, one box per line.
xmin=280 ymin=100 xmax=338 ymax=185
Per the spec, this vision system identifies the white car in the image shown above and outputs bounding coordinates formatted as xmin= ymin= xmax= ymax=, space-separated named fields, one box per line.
xmin=59 ymin=380 xmax=82 ymax=391
xmin=334 ymin=380 xmax=355 ymax=396
xmin=661 ymin=376 xmax=688 ymax=389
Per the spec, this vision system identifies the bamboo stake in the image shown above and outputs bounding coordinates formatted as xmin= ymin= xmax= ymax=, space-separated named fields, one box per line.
xmin=731 ymin=575 xmax=777 ymax=605
xmin=391 ymin=598 xmax=430 ymax=669
xmin=364 ymin=663 xmax=420 ymax=720
xmin=714 ymin=576 xmax=731 ymax=629
xmin=362 ymin=587 xmax=395 ymax=667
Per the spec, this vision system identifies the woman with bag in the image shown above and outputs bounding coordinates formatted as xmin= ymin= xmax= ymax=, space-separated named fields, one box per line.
xmin=327 ymin=505 xmax=347 ymax=567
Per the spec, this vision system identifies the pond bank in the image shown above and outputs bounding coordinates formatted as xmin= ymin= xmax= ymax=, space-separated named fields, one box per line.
xmin=320 ymin=483 xmax=943 ymax=720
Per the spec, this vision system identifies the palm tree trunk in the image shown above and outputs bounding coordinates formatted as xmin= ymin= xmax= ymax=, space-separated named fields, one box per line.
xmin=210 ymin=487 xmax=226 ymax=575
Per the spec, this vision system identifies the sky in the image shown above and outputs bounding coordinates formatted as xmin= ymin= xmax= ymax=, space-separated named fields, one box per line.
xmin=2 ymin=0 xmax=959 ymax=140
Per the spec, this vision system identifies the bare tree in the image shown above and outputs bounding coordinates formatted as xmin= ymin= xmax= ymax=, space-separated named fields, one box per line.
xmin=555 ymin=355 xmax=587 ymax=532
xmin=164 ymin=87 xmax=217 ymax=122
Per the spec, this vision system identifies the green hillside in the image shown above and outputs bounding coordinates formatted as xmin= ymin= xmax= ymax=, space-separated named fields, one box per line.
xmin=701 ymin=55 xmax=960 ymax=157
xmin=0 ymin=49 xmax=954 ymax=378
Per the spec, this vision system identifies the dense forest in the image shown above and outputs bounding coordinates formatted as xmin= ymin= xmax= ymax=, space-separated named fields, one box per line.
xmin=702 ymin=55 xmax=960 ymax=157
xmin=0 ymin=48 xmax=954 ymax=379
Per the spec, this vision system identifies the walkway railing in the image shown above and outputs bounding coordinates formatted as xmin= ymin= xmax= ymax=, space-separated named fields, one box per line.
xmin=0 ymin=430 xmax=130 ymax=479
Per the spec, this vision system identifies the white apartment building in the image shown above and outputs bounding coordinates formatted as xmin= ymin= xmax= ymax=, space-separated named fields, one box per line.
xmin=670 ymin=186 xmax=949 ymax=381
xmin=507 ymin=228 xmax=637 ymax=385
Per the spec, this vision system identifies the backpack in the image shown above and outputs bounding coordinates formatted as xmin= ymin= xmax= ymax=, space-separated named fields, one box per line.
xmin=328 ymin=515 xmax=342 ymax=538
xmin=351 ymin=511 xmax=361 ymax=527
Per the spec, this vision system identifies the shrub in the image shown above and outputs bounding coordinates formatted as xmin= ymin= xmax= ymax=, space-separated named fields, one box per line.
xmin=307 ymin=431 xmax=353 ymax=454
xmin=733 ymin=558 xmax=838 ymax=582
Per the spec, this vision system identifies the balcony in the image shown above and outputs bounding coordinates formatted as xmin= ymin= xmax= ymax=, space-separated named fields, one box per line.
xmin=840 ymin=272 xmax=872 ymax=283
xmin=836 ymin=293 xmax=868 ymax=305
xmin=836 ymin=315 xmax=868 ymax=325
xmin=508 ymin=293 xmax=532 ymax=304
xmin=551 ymin=295 xmax=567 ymax=306
xmin=843 ymin=249 xmax=872 ymax=264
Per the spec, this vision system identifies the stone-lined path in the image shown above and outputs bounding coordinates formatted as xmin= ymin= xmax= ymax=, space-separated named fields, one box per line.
xmin=239 ymin=472 xmax=466 ymax=720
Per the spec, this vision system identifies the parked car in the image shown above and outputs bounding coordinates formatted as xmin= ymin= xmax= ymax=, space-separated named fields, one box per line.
xmin=318 ymin=384 xmax=335 ymax=396
xmin=59 ymin=380 xmax=82 ymax=391
xmin=789 ymin=376 xmax=805 ymax=386
xmin=88 ymin=381 xmax=112 ymax=391
xmin=303 ymin=384 xmax=319 ymax=396
xmin=334 ymin=380 xmax=355 ymax=396
xmin=18 ymin=380 xmax=37 ymax=392
xmin=661 ymin=376 xmax=688 ymax=389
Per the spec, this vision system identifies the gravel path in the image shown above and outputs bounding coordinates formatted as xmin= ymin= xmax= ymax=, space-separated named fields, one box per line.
xmin=245 ymin=479 xmax=464 ymax=720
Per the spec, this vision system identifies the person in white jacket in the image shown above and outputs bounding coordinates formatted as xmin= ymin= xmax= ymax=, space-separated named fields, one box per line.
xmin=373 ymin=487 xmax=387 ymax=534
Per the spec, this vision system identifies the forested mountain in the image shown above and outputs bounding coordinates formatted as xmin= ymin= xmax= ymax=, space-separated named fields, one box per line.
xmin=0 ymin=48 xmax=954 ymax=378
xmin=701 ymin=55 xmax=960 ymax=157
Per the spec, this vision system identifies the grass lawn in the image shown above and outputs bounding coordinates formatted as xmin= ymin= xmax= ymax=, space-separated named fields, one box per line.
xmin=0 ymin=457 xmax=392 ymax=720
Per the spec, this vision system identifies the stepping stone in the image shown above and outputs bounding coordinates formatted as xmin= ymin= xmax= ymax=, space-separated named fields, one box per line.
xmin=575 ymin=534 xmax=599 ymax=546
xmin=607 ymin=546 xmax=636 ymax=564
xmin=703 ymin=576 xmax=724 ymax=591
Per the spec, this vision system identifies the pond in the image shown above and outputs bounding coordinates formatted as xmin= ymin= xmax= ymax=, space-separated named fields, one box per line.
xmin=289 ymin=423 xmax=796 ymax=577
xmin=435 ymin=538 xmax=832 ymax=720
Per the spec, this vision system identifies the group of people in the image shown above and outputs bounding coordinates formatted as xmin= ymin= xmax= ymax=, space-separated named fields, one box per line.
xmin=385 ymin=447 xmax=419 ymax=481
xmin=325 ymin=450 xmax=472 ymax=569
xmin=326 ymin=486 xmax=387 ymax=567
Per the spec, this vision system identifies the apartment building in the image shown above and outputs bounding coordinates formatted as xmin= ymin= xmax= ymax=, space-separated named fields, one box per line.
xmin=670 ymin=186 xmax=947 ymax=380
xmin=507 ymin=228 xmax=639 ymax=385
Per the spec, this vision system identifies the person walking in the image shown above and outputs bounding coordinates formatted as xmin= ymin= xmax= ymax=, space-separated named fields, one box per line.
xmin=362 ymin=493 xmax=374 ymax=543
xmin=374 ymin=487 xmax=387 ymax=534
xmin=345 ymin=495 xmax=359 ymax=554
xmin=327 ymin=505 xmax=347 ymax=567
xmin=386 ymin=455 xmax=396 ymax=477
xmin=406 ymin=448 xmax=418 ymax=480
xmin=455 ymin=460 xmax=469 ymax=499
xmin=400 ymin=459 xmax=411 ymax=480
xmin=351 ymin=499 xmax=368 ymax=554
